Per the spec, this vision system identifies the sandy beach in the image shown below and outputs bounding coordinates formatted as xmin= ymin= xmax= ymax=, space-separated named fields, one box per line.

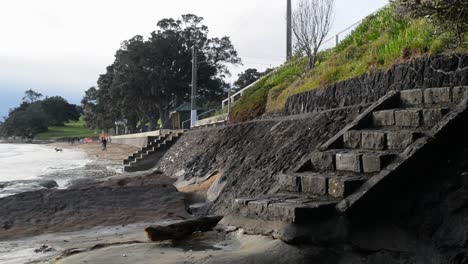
xmin=48 ymin=142 xmax=140 ymax=162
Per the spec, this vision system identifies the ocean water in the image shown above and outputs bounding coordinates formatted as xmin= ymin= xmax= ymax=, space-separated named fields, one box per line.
xmin=0 ymin=144 xmax=119 ymax=198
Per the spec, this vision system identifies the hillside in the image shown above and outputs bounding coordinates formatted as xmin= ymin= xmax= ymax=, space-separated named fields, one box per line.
xmin=231 ymin=3 xmax=468 ymax=123
xmin=36 ymin=118 xmax=100 ymax=140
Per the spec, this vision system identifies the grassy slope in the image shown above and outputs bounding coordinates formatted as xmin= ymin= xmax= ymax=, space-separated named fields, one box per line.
xmin=231 ymin=4 xmax=467 ymax=123
xmin=36 ymin=118 xmax=100 ymax=139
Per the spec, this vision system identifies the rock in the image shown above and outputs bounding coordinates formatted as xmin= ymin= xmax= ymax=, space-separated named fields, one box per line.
xmin=328 ymin=177 xmax=366 ymax=198
xmin=301 ymin=175 xmax=328 ymax=195
xmin=144 ymin=216 xmax=223 ymax=242
xmin=34 ymin=245 xmax=56 ymax=253
xmin=0 ymin=173 xmax=188 ymax=240
xmin=278 ymin=174 xmax=300 ymax=192
xmin=400 ymin=89 xmax=423 ymax=106
xmin=310 ymin=152 xmax=335 ymax=171
xmin=362 ymin=154 xmax=394 ymax=173
xmin=424 ymin=87 xmax=452 ymax=105
xmin=387 ymin=131 xmax=417 ymax=150
xmin=36 ymin=180 xmax=59 ymax=189
xmin=372 ymin=110 xmax=396 ymax=127
xmin=361 ymin=131 xmax=386 ymax=150
xmin=336 ymin=153 xmax=362 ymax=173
xmin=0 ymin=180 xmax=58 ymax=189
xmin=344 ymin=131 xmax=361 ymax=149
xmin=453 ymin=86 xmax=468 ymax=104
xmin=423 ymin=108 xmax=448 ymax=127
xmin=395 ymin=109 xmax=421 ymax=127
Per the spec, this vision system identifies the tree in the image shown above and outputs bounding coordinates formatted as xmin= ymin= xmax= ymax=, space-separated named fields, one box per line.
xmin=0 ymin=103 xmax=49 ymax=138
xmin=84 ymin=14 xmax=241 ymax=129
xmin=396 ymin=0 xmax=468 ymax=46
xmin=22 ymin=89 xmax=43 ymax=103
xmin=234 ymin=68 xmax=262 ymax=90
xmin=234 ymin=68 xmax=275 ymax=91
xmin=292 ymin=0 xmax=335 ymax=70
xmin=41 ymin=96 xmax=80 ymax=126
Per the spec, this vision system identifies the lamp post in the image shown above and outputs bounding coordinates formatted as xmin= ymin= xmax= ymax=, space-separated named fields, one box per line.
xmin=287 ymin=0 xmax=292 ymax=60
xmin=191 ymin=46 xmax=198 ymax=128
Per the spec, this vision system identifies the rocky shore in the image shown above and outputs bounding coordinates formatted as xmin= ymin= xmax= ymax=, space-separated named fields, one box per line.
xmin=0 ymin=171 xmax=189 ymax=240
xmin=0 ymin=143 xmax=192 ymax=263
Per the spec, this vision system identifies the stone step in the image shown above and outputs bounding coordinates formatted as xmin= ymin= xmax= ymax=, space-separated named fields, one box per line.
xmin=278 ymin=172 xmax=368 ymax=198
xmin=123 ymin=132 xmax=180 ymax=165
xmin=328 ymin=176 xmax=367 ymax=198
xmin=400 ymin=87 xmax=468 ymax=107
xmin=232 ymin=195 xmax=338 ymax=223
xmin=343 ymin=129 xmax=423 ymax=151
xmin=334 ymin=150 xmax=397 ymax=173
xmin=372 ymin=107 xmax=449 ymax=128
xmin=299 ymin=150 xmax=397 ymax=174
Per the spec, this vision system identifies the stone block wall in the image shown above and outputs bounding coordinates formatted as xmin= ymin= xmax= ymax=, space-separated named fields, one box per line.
xmin=285 ymin=54 xmax=468 ymax=115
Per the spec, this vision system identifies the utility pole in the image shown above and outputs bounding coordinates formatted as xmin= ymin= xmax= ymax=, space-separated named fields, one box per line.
xmin=227 ymin=86 xmax=232 ymax=115
xmin=191 ymin=46 xmax=198 ymax=128
xmin=286 ymin=0 xmax=292 ymax=60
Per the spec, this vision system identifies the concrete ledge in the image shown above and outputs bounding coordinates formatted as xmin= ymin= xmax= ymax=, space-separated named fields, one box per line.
xmin=112 ymin=130 xmax=183 ymax=148
xmin=221 ymin=214 xmax=348 ymax=244
xmin=194 ymin=114 xmax=228 ymax=128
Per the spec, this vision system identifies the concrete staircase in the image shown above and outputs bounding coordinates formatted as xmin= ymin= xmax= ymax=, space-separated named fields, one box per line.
xmin=123 ymin=130 xmax=184 ymax=172
xmin=227 ymin=87 xmax=468 ymax=234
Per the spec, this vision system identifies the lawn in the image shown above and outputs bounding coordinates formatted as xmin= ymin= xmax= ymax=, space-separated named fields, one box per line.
xmin=36 ymin=118 xmax=100 ymax=140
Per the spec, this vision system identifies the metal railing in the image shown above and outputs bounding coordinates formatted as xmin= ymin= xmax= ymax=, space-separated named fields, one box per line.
xmin=181 ymin=108 xmax=219 ymax=129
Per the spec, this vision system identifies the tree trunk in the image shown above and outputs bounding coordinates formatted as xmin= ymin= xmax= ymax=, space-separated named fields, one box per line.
xmin=145 ymin=216 xmax=223 ymax=242
xmin=308 ymin=53 xmax=316 ymax=70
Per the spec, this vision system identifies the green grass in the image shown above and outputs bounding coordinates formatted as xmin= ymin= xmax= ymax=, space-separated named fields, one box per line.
xmin=230 ymin=3 xmax=466 ymax=121
xmin=230 ymin=58 xmax=306 ymax=122
xmin=36 ymin=118 xmax=100 ymax=140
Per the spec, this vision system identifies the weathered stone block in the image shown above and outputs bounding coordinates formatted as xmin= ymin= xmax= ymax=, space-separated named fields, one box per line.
xmin=400 ymin=89 xmax=423 ymax=106
xmin=336 ymin=153 xmax=361 ymax=172
xmin=372 ymin=110 xmax=395 ymax=127
xmin=248 ymin=200 xmax=270 ymax=216
xmin=424 ymin=87 xmax=451 ymax=104
xmin=387 ymin=131 xmax=416 ymax=150
xmin=328 ymin=177 xmax=366 ymax=198
xmin=278 ymin=174 xmax=300 ymax=192
xmin=362 ymin=154 xmax=393 ymax=173
xmin=301 ymin=175 xmax=327 ymax=195
xmin=395 ymin=109 xmax=421 ymax=127
xmin=310 ymin=152 xmax=335 ymax=171
xmin=268 ymin=203 xmax=297 ymax=223
xmin=344 ymin=131 xmax=361 ymax=149
xmin=453 ymin=86 xmax=468 ymax=104
xmin=423 ymin=108 xmax=448 ymax=127
xmin=361 ymin=131 xmax=386 ymax=150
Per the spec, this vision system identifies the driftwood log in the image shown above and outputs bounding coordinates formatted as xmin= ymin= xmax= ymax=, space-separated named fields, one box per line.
xmin=144 ymin=216 xmax=223 ymax=242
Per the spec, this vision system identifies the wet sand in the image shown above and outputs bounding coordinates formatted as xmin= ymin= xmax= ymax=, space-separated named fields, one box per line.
xmin=51 ymin=227 xmax=311 ymax=264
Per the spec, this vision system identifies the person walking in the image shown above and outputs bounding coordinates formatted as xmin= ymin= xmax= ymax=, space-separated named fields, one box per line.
xmin=101 ymin=137 xmax=108 ymax=151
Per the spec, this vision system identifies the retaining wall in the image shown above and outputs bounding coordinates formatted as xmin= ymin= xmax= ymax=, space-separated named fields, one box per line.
xmin=111 ymin=130 xmax=172 ymax=148
xmin=285 ymin=54 xmax=468 ymax=115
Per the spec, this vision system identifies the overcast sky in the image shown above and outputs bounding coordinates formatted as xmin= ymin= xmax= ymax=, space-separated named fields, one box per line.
xmin=0 ymin=0 xmax=388 ymax=118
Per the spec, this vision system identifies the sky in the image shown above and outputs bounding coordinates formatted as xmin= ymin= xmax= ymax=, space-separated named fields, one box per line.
xmin=0 ymin=0 xmax=388 ymax=118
